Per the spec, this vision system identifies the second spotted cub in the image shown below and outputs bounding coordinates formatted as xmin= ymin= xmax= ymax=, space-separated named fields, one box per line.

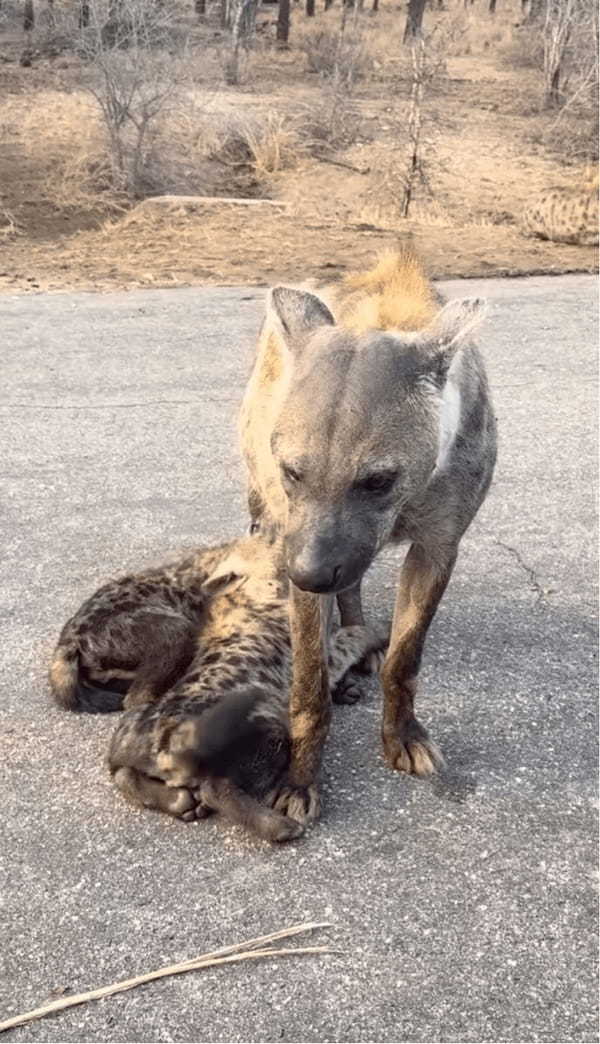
xmin=50 ymin=533 xmax=385 ymax=842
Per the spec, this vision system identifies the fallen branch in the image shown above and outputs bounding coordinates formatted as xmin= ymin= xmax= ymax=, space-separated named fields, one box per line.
xmin=0 ymin=921 xmax=334 ymax=1034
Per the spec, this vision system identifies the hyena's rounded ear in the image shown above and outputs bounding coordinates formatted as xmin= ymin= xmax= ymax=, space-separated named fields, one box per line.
xmin=267 ymin=287 xmax=335 ymax=354
xmin=423 ymin=297 xmax=487 ymax=382
xmin=429 ymin=297 xmax=487 ymax=349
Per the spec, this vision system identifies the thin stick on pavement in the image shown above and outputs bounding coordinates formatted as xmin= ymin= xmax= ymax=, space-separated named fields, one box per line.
xmin=0 ymin=922 xmax=335 ymax=1034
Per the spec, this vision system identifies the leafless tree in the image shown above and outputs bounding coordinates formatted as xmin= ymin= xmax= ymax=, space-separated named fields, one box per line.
xmin=542 ymin=0 xmax=597 ymax=108
xmin=78 ymin=0 xmax=190 ymax=195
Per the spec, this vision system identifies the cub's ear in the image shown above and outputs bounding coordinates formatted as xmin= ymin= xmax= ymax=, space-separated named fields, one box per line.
xmin=422 ymin=297 xmax=487 ymax=384
xmin=204 ymin=565 xmax=246 ymax=595
xmin=266 ymin=287 xmax=335 ymax=354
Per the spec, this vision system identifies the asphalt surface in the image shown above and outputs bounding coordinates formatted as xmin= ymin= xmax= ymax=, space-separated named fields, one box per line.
xmin=1 ymin=274 xmax=597 ymax=1044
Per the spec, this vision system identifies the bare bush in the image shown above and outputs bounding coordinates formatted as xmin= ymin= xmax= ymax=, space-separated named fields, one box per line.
xmin=541 ymin=0 xmax=598 ymax=110
xmin=297 ymin=4 xmax=367 ymax=147
xmin=75 ymin=0 xmax=193 ymax=197
xmin=300 ymin=16 xmax=370 ymax=83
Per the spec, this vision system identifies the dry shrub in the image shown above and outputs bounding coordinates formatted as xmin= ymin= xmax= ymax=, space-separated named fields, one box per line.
xmin=297 ymin=17 xmax=372 ymax=85
xmin=197 ymin=107 xmax=304 ymax=183
xmin=227 ymin=113 xmax=301 ymax=176
xmin=500 ymin=24 xmax=544 ymax=69
xmin=0 ymin=205 xmax=21 ymax=241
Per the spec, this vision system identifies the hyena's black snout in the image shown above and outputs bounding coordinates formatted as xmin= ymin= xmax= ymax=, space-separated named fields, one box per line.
xmin=286 ymin=530 xmax=373 ymax=594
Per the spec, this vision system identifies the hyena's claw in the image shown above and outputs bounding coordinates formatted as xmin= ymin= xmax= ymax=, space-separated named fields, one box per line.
xmin=268 ymin=783 xmax=321 ymax=826
xmin=383 ymin=717 xmax=444 ymax=777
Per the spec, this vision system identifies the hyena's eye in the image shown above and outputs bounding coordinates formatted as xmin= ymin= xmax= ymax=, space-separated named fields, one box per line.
xmin=354 ymin=471 xmax=397 ymax=495
xmin=282 ymin=463 xmax=303 ymax=485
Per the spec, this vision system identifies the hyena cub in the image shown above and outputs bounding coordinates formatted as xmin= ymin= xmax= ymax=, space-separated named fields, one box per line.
xmin=50 ymin=534 xmax=385 ymax=842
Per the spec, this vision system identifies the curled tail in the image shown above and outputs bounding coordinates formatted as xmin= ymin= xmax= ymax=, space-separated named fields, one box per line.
xmin=49 ymin=644 xmax=124 ymax=713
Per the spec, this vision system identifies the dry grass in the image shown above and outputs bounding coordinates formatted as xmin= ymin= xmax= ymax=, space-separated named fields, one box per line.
xmin=1 ymin=92 xmax=122 ymax=214
xmin=213 ymin=111 xmax=304 ymax=178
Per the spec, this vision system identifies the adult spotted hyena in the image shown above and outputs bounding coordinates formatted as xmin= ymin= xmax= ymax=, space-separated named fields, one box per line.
xmin=240 ymin=247 xmax=497 ymax=824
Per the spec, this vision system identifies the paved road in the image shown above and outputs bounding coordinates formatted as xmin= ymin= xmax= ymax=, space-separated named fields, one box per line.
xmin=1 ymin=275 xmax=597 ymax=1043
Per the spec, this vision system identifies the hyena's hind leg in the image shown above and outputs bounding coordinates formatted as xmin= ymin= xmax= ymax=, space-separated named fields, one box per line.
xmin=111 ymin=766 xmax=212 ymax=822
xmin=123 ymin=614 xmax=199 ymax=709
xmin=329 ymin=623 xmax=389 ymax=706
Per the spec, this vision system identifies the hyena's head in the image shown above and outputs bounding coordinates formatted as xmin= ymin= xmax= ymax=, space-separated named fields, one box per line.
xmin=267 ymin=286 xmax=486 ymax=594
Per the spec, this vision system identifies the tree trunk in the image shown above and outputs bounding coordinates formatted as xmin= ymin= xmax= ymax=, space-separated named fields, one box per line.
xmin=306 ymin=0 xmax=315 ymax=14
xmin=372 ymin=0 xmax=379 ymax=11
xmin=324 ymin=0 xmax=333 ymax=8
xmin=79 ymin=0 xmax=90 ymax=26
xmin=195 ymin=0 xmax=206 ymax=15
xmin=488 ymin=0 xmax=496 ymax=12
xmin=403 ymin=0 xmax=426 ymax=42
xmin=238 ymin=0 xmax=257 ymax=39
xmin=277 ymin=0 xmax=290 ymax=44
xmin=525 ymin=0 xmax=542 ymax=21
xmin=545 ymin=62 xmax=561 ymax=107
xmin=23 ymin=0 xmax=34 ymax=31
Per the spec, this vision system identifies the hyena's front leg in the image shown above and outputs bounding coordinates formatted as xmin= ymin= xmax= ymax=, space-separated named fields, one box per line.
xmin=381 ymin=542 xmax=457 ymax=777
xmin=271 ymin=584 xmax=332 ymax=826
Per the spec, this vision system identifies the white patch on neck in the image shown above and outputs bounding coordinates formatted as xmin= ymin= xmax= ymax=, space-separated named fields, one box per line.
xmin=435 ymin=362 xmax=462 ymax=474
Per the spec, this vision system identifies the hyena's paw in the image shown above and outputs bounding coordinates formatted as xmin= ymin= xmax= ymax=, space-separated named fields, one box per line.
xmin=383 ymin=717 xmax=444 ymax=778
xmin=267 ymin=783 xmax=321 ymax=826
xmin=332 ymin=675 xmax=363 ymax=705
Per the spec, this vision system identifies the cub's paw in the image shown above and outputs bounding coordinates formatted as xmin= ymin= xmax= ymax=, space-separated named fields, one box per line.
xmin=332 ymin=674 xmax=363 ymax=705
xmin=355 ymin=624 xmax=390 ymax=676
xmin=267 ymin=783 xmax=321 ymax=826
xmin=383 ymin=717 xmax=444 ymax=777
xmin=257 ymin=809 xmax=305 ymax=843
xmin=164 ymin=786 xmax=206 ymax=822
